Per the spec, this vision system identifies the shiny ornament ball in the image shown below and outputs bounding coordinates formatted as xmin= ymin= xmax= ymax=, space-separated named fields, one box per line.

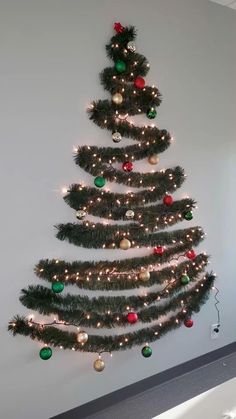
xmin=114 ymin=22 xmax=124 ymax=34
xmin=141 ymin=345 xmax=152 ymax=358
xmin=94 ymin=176 xmax=106 ymax=188
xmin=127 ymin=312 xmax=138 ymax=324
xmin=148 ymin=154 xmax=159 ymax=165
xmin=147 ymin=108 xmax=157 ymax=119
xmin=181 ymin=274 xmax=190 ymax=285
xmin=163 ymin=195 xmax=173 ymax=206
xmin=52 ymin=281 xmax=64 ymax=293
xmin=76 ymin=210 xmax=86 ymax=220
xmin=184 ymin=211 xmax=193 ymax=221
xmin=139 ymin=270 xmax=150 ymax=282
xmin=77 ymin=331 xmax=88 ymax=344
xmin=134 ymin=76 xmax=145 ymax=89
xmin=127 ymin=41 xmax=136 ymax=52
xmin=184 ymin=318 xmax=193 ymax=328
xmin=112 ymin=93 xmax=123 ymax=105
xmin=153 ymin=246 xmax=164 ymax=255
xmin=119 ymin=238 xmax=131 ymax=250
xmin=125 ymin=210 xmax=135 ymax=219
xmin=93 ymin=358 xmax=105 ymax=372
xmin=185 ymin=249 xmax=196 ymax=260
xmin=115 ymin=60 xmax=126 ymax=73
xmin=39 ymin=347 xmax=52 ymax=360
xmin=112 ymin=131 xmax=122 ymax=143
xmin=122 ymin=161 xmax=133 ymax=172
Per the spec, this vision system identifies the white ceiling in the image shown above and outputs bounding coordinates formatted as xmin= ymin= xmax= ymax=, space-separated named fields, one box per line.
xmin=209 ymin=0 xmax=236 ymax=9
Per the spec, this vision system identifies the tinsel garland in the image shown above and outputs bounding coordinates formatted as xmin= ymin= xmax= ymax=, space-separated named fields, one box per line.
xmin=20 ymin=267 xmax=209 ymax=319
xmin=65 ymin=193 xmax=195 ymax=227
xmin=35 ymin=253 xmax=209 ymax=290
xmin=9 ymin=273 xmax=215 ymax=353
xmin=55 ymin=224 xmax=204 ymax=249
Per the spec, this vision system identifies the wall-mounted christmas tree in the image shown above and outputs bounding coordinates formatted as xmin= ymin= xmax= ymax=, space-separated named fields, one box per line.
xmin=9 ymin=23 xmax=218 ymax=372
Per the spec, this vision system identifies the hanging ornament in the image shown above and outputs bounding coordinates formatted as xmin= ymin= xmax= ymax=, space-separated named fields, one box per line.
xmin=112 ymin=131 xmax=122 ymax=143
xmin=112 ymin=93 xmax=123 ymax=105
xmin=93 ymin=357 xmax=105 ymax=372
xmin=184 ymin=318 xmax=193 ymax=328
xmin=76 ymin=210 xmax=87 ymax=220
xmin=114 ymin=22 xmax=124 ymax=34
xmin=39 ymin=346 xmax=52 ymax=360
xmin=181 ymin=274 xmax=190 ymax=285
xmin=127 ymin=312 xmax=138 ymax=324
xmin=119 ymin=238 xmax=131 ymax=250
xmin=125 ymin=209 xmax=135 ymax=219
xmin=127 ymin=41 xmax=136 ymax=52
xmin=185 ymin=249 xmax=196 ymax=260
xmin=139 ymin=269 xmax=150 ymax=282
xmin=122 ymin=161 xmax=133 ymax=172
xmin=115 ymin=60 xmax=126 ymax=73
xmin=134 ymin=76 xmax=145 ymax=89
xmin=148 ymin=154 xmax=159 ymax=165
xmin=141 ymin=345 xmax=152 ymax=358
xmin=163 ymin=194 xmax=173 ymax=206
xmin=77 ymin=331 xmax=88 ymax=344
xmin=147 ymin=107 xmax=157 ymax=119
xmin=94 ymin=176 xmax=106 ymax=188
xmin=153 ymin=246 xmax=164 ymax=255
xmin=52 ymin=281 xmax=64 ymax=293
xmin=184 ymin=211 xmax=193 ymax=221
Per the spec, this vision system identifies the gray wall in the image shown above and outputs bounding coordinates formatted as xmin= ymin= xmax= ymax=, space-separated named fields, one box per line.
xmin=0 ymin=0 xmax=236 ymax=418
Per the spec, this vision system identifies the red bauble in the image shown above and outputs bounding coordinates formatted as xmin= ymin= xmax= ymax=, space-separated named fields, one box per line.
xmin=163 ymin=195 xmax=173 ymax=206
xmin=127 ymin=312 xmax=138 ymax=324
xmin=184 ymin=318 xmax=193 ymax=328
xmin=153 ymin=246 xmax=164 ymax=255
xmin=114 ymin=22 xmax=124 ymax=33
xmin=185 ymin=249 xmax=196 ymax=260
xmin=122 ymin=161 xmax=133 ymax=172
xmin=134 ymin=76 xmax=145 ymax=89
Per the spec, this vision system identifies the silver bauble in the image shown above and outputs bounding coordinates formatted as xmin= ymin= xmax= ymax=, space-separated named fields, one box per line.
xmin=112 ymin=132 xmax=122 ymax=143
xmin=127 ymin=41 xmax=136 ymax=52
xmin=76 ymin=210 xmax=87 ymax=220
xmin=125 ymin=210 xmax=135 ymax=219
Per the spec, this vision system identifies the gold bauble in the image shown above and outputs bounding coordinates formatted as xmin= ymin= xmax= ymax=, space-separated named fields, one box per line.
xmin=112 ymin=93 xmax=123 ymax=105
xmin=119 ymin=238 xmax=131 ymax=250
xmin=93 ymin=358 xmax=105 ymax=372
xmin=77 ymin=331 xmax=88 ymax=344
xmin=139 ymin=270 xmax=150 ymax=282
xmin=148 ymin=154 xmax=159 ymax=165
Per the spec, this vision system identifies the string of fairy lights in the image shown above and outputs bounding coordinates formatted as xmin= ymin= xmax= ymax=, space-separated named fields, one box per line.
xmin=8 ymin=22 xmax=219 ymax=372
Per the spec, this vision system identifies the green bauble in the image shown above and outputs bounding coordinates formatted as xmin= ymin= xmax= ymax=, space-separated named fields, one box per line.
xmin=181 ymin=274 xmax=190 ymax=285
xmin=141 ymin=345 xmax=152 ymax=358
xmin=94 ymin=176 xmax=106 ymax=188
xmin=184 ymin=211 xmax=193 ymax=221
xmin=115 ymin=60 xmax=126 ymax=73
xmin=147 ymin=108 xmax=157 ymax=119
xmin=39 ymin=347 xmax=52 ymax=360
xmin=52 ymin=281 xmax=64 ymax=293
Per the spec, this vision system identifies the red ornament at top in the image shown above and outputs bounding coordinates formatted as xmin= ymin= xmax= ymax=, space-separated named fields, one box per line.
xmin=185 ymin=249 xmax=196 ymax=260
xmin=184 ymin=318 xmax=193 ymax=328
xmin=163 ymin=195 xmax=173 ymax=206
xmin=134 ymin=76 xmax=145 ymax=89
xmin=153 ymin=246 xmax=165 ymax=255
xmin=122 ymin=161 xmax=133 ymax=172
xmin=127 ymin=312 xmax=138 ymax=324
xmin=114 ymin=22 xmax=124 ymax=33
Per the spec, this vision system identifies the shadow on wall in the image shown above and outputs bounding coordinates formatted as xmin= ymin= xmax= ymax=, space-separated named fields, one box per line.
xmin=154 ymin=378 xmax=236 ymax=419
